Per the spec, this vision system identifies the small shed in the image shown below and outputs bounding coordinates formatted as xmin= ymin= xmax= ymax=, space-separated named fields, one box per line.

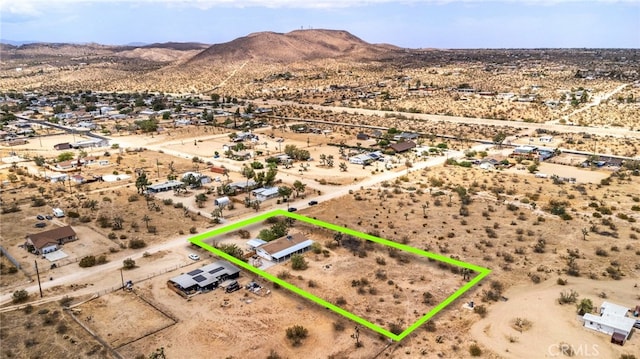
xmin=247 ymin=238 xmax=267 ymax=250
xmin=214 ymin=197 xmax=230 ymax=206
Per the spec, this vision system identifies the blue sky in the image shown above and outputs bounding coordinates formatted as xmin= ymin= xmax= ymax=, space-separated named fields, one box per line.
xmin=1 ymin=0 xmax=638 ymax=48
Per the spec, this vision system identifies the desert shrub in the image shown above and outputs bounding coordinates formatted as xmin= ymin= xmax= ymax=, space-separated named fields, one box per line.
xmin=311 ymin=242 xmax=322 ymax=254
xmin=129 ymin=239 xmax=147 ymax=249
xmin=108 ymin=232 xmax=117 ymax=240
xmin=285 ymin=325 xmax=308 ymax=346
xmin=474 ymin=305 xmax=487 ymax=318
xmin=79 ymin=256 xmax=97 ymax=268
xmin=335 ymin=296 xmax=347 ymax=305
xmin=128 ymin=194 xmax=139 ymax=202
xmin=557 ymin=278 xmax=568 ymax=285
xmin=389 ymin=322 xmax=403 ymax=335
xmin=12 ymin=289 xmax=29 ymax=304
xmin=266 ymin=350 xmax=283 ymax=359
xmin=162 ymin=198 xmax=173 ymax=206
xmin=56 ymin=323 xmax=68 ymax=334
xmin=59 ymin=296 xmax=73 ymax=307
xmin=189 ymin=226 xmax=197 ymax=234
xmin=595 ymin=248 xmax=608 ymax=257
xmin=558 ymin=289 xmax=579 ymax=304
xmin=291 ymin=254 xmax=308 ymax=270
xmin=123 ymin=258 xmax=136 ymax=270
xmin=333 ymin=321 xmax=345 ymax=332
xmin=469 ymin=344 xmax=482 ymax=356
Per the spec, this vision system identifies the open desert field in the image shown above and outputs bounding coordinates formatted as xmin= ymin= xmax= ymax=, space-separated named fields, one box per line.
xmin=1 ymin=23 xmax=639 ymax=359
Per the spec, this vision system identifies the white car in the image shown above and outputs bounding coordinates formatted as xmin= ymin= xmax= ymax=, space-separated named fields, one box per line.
xmin=188 ymin=254 xmax=200 ymax=261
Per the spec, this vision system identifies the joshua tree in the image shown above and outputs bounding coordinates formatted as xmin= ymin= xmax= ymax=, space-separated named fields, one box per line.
xmin=141 ymin=215 xmax=151 ymax=230
xmin=581 ymin=228 xmax=589 ymax=241
xmin=293 ymin=180 xmax=306 ymax=198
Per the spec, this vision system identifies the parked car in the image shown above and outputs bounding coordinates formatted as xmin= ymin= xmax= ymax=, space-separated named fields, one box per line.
xmin=188 ymin=253 xmax=200 ymax=261
xmin=634 ymin=320 xmax=640 ymax=329
xmin=287 ymin=207 xmax=297 ymax=212
xmin=36 ymin=215 xmax=45 ymax=220
xmin=225 ymin=280 xmax=240 ymax=293
xmin=308 ymin=200 xmax=318 ymax=206
xmin=45 ymin=215 xmax=53 ymax=220
xmin=34 ymin=222 xmax=46 ymax=228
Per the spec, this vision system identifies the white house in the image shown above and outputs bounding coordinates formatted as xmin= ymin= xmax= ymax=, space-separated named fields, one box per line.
xmin=539 ymin=136 xmax=554 ymax=143
xmin=582 ymin=301 xmax=636 ymax=345
xmin=253 ymin=187 xmax=280 ymax=202
xmin=583 ymin=313 xmax=635 ymax=344
xmin=349 ymin=153 xmax=373 ymax=165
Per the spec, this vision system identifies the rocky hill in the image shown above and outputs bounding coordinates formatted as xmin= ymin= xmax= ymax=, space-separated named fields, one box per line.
xmin=187 ymin=29 xmax=403 ymax=64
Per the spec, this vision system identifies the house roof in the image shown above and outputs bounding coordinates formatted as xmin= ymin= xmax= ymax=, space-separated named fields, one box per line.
xmin=258 ymin=232 xmax=313 ymax=259
xmin=583 ymin=313 xmax=635 ymax=334
xmin=600 ymin=302 xmax=629 ymax=317
xmin=27 ymin=225 xmax=76 ymax=250
xmin=169 ymin=260 xmax=240 ymax=289
xmin=247 ymin=238 xmax=267 ymax=248
xmin=388 ymin=141 xmax=416 ymax=153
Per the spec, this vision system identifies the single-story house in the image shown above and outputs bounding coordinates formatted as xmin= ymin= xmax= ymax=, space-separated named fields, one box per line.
xmin=583 ymin=313 xmax=635 ymax=345
xmin=25 ymin=225 xmax=77 ymax=255
xmin=167 ymin=260 xmax=240 ymax=297
xmin=146 ymin=180 xmax=184 ymax=194
xmin=71 ymin=138 xmax=108 ymax=149
xmin=229 ymin=180 xmax=257 ymax=193
xmin=583 ymin=301 xmax=636 ymax=345
xmin=349 ymin=153 xmax=374 ymax=165
xmin=393 ymin=132 xmax=419 ymax=142
xmin=253 ymin=187 xmax=280 ymax=202
xmin=256 ymin=232 xmax=314 ymax=263
xmin=388 ymin=141 xmax=417 ymax=153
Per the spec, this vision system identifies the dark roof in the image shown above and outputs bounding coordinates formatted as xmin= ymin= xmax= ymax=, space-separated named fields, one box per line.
xmin=27 ymin=225 xmax=76 ymax=250
xmin=388 ymin=141 xmax=416 ymax=153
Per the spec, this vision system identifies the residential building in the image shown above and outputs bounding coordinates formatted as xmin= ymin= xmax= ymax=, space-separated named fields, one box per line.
xmin=256 ymin=233 xmax=314 ymax=263
xmin=167 ymin=260 xmax=240 ymax=297
xmin=25 ymin=225 xmax=77 ymax=254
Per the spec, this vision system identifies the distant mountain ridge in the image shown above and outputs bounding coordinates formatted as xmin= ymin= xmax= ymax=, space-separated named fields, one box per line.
xmin=188 ymin=29 xmax=404 ymax=64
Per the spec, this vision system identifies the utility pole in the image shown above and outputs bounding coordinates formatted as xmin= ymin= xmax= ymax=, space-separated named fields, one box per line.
xmin=156 ymin=159 xmax=160 ymax=179
xmin=34 ymin=260 xmax=43 ymax=298
xmin=120 ymin=269 xmax=125 ymax=291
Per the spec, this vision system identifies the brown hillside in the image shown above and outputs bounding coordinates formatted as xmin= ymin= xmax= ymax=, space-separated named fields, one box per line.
xmin=187 ymin=29 xmax=403 ymax=64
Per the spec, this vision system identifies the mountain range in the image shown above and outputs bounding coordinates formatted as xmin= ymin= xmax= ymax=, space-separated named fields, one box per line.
xmin=1 ymin=29 xmax=405 ymax=65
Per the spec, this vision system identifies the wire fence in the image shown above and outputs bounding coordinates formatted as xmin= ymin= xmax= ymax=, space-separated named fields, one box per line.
xmin=0 ymin=245 xmax=22 ymax=270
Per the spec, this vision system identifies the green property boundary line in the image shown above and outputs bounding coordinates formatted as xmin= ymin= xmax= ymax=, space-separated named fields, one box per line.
xmin=188 ymin=209 xmax=491 ymax=341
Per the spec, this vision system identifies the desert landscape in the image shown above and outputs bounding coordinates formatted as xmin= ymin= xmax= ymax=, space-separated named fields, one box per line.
xmin=1 ymin=21 xmax=639 ymax=359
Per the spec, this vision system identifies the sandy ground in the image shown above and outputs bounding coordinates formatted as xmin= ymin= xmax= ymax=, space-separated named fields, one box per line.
xmin=470 ymin=277 xmax=640 ymax=359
